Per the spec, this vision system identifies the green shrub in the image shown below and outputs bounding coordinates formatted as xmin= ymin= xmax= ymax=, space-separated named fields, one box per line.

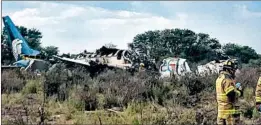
xmin=243 ymin=87 xmax=254 ymax=102
xmin=68 ymin=87 xmax=85 ymax=111
xmin=21 ymin=79 xmax=43 ymax=95
xmin=96 ymin=94 xmax=105 ymax=110
xmin=252 ymin=108 xmax=261 ymax=119
xmin=132 ymin=118 xmax=141 ymax=125
xmin=3 ymin=62 xmax=259 ymax=124
xmin=45 ymin=63 xmax=91 ymax=101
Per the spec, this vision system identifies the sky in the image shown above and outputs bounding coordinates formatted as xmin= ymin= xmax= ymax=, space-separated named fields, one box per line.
xmin=2 ymin=1 xmax=261 ymax=54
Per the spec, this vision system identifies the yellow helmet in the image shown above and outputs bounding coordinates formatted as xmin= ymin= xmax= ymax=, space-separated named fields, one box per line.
xmin=140 ymin=63 xmax=145 ymax=67
xmin=223 ymin=59 xmax=238 ymax=70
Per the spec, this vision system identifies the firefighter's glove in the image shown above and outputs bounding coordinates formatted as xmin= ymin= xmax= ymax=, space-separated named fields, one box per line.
xmin=236 ymin=82 xmax=242 ymax=91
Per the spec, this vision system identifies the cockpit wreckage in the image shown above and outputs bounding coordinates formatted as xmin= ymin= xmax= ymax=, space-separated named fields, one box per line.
xmin=1 ymin=15 xmax=233 ymax=78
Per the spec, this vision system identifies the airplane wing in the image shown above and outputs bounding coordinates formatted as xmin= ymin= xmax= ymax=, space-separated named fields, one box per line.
xmin=2 ymin=59 xmax=49 ymax=71
xmin=53 ymin=55 xmax=90 ymax=66
xmin=1 ymin=60 xmax=29 ymax=70
xmin=53 ymin=55 xmax=133 ymax=71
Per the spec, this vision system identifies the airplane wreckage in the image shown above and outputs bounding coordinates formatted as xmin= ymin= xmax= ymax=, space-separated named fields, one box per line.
xmin=1 ymin=15 xmax=233 ymax=78
xmin=1 ymin=16 xmax=49 ymax=73
xmin=1 ymin=15 xmax=158 ymax=76
xmin=51 ymin=46 xmax=159 ymax=77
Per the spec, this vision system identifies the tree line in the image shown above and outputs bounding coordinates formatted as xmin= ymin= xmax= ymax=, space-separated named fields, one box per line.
xmin=1 ymin=26 xmax=261 ymax=67
xmin=130 ymin=29 xmax=260 ymax=65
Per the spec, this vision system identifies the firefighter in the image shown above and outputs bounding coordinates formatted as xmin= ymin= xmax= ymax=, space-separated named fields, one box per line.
xmin=139 ymin=63 xmax=145 ymax=71
xmin=216 ymin=59 xmax=243 ymax=125
xmin=256 ymin=75 xmax=261 ymax=113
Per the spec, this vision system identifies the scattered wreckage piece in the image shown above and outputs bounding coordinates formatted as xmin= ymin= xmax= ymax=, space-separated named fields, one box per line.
xmin=196 ymin=58 xmax=241 ymax=77
xmin=159 ymin=57 xmax=237 ymax=78
xmin=23 ymin=59 xmax=49 ymax=72
xmin=196 ymin=60 xmax=226 ymax=76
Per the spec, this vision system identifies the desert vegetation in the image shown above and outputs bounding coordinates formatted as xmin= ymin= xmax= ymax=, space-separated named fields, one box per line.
xmin=2 ymin=23 xmax=261 ymax=124
xmin=2 ymin=64 xmax=261 ymax=124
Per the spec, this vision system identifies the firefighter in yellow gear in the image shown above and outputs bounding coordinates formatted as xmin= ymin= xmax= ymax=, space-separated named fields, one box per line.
xmin=216 ymin=59 xmax=243 ymax=125
xmin=256 ymin=75 xmax=261 ymax=113
xmin=139 ymin=63 xmax=145 ymax=71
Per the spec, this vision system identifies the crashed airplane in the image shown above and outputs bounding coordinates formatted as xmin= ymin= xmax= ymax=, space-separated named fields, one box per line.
xmin=53 ymin=45 xmax=158 ymax=77
xmin=2 ymin=15 xmax=234 ymax=78
xmin=2 ymin=16 xmax=157 ymax=76
xmin=1 ymin=16 xmax=49 ymax=72
xmin=53 ymin=46 xmax=133 ymax=70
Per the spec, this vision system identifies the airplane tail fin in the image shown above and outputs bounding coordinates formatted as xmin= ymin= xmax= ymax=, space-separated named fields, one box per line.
xmin=2 ymin=16 xmax=40 ymax=61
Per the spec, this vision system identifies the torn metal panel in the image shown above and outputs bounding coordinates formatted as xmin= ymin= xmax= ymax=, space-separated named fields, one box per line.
xmin=24 ymin=59 xmax=49 ymax=72
xmin=55 ymin=46 xmax=134 ymax=69
xmin=196 ymin=60 xmax=226 ymax=76
xmin=159 ymin=58 xmax=232 ymax=78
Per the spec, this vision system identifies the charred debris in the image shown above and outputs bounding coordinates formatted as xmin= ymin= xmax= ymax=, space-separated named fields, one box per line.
xmin=50 ymin=46 xmax=159 ymax=78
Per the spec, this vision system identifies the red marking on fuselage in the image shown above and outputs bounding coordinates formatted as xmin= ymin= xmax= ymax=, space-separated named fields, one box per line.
xmin=170 ymin=64 xmax=176 ymax=70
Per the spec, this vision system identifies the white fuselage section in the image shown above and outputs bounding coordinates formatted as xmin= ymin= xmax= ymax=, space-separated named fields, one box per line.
xmin=159 ymin=57 xmax=192 ymax=78
xmin=159 ymin=58 xmax=230 ymax=78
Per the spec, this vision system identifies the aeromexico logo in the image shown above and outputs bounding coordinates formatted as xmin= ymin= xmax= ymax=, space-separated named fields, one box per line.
xmin=12 ymin=39 xmax=23 ymax=61
xmin=161 ymin=58 xmax=178 ymax=72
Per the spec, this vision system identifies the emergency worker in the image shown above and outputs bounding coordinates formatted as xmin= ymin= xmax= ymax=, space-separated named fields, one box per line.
xmin=139 ymin=63 xmax=145 ymax=71
xmin=216 ymin=59 xmax=243 ymax=125
xmin=256 ymin=75 xmax=261 ymax=113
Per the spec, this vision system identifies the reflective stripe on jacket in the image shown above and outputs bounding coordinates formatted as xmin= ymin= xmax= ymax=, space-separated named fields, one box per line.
xmin=256 ymin=76 xmax=261 ymax=103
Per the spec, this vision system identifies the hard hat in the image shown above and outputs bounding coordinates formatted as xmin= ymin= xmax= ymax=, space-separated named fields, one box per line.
xmin=223 ymin=59 xmax=238 ymax=70
xmin=140 ymin=63 xmax=145 ymax=66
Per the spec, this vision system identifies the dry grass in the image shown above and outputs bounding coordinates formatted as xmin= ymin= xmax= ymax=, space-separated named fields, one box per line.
xmin=1 ymin=66 xmax=261 ymax=124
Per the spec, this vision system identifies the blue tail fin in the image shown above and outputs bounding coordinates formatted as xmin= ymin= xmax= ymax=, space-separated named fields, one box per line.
xmin=2 ymin=16 xmax=40 ymax=61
